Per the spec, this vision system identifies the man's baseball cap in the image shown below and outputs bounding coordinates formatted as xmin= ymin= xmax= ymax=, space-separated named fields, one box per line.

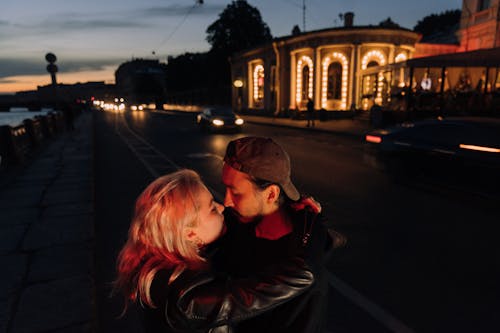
xmin=224 ymin=136 xmax=300 ymax=201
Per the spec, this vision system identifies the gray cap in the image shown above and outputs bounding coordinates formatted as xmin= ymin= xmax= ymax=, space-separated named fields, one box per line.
xmin=224 ymin=136 xmax=300 ymax=201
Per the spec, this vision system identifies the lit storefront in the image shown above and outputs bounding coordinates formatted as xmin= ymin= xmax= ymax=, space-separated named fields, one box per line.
xmin=230 ymin=0 xmax=500 ymax=118
xmin=230 ymin=18 xmax=420 ymax=115
xmin=359 ymin=47 xmax=500 ymax=117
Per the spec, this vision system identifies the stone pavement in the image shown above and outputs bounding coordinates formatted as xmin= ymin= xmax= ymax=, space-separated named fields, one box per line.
xmin=0 ymin=112 xmax=95 ymax=333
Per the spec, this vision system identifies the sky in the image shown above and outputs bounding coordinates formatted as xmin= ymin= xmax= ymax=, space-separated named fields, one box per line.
xmin=0 ymin=0 xmax=462 ymax=94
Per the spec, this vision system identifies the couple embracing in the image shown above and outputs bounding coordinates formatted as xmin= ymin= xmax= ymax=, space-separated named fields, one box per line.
xmin=115 ymin=136 xmax=338 ymax=332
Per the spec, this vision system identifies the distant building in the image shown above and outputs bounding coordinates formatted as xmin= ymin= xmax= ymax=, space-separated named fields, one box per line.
xmin=115 ymin=59 xmax=168 ymax=107
xmin=230 ymin=0 xmax=500 ymax=115
xmin=3 ymin=81 xmax=115 ymax=110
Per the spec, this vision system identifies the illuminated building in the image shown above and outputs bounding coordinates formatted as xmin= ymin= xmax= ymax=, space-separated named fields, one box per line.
xmin=230 ymin=13 xmax=419 ymax=114
xmin=230 ymin=1 xmax=500 ymax=116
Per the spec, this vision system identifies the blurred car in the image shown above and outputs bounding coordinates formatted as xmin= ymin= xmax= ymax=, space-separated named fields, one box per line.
xmin=364 ymin=117 xmax=500 ymax=193
xmin=196 ymin=107 xmax=244 ymax=132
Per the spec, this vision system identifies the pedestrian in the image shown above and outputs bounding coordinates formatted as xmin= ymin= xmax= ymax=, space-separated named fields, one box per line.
xmin=306 ymin=97 xmax=315 ymax=127
xmin=114 ymin=169 xmax=314 ymax=332
xmin=216 ymin=136 xmax=336 ymax=333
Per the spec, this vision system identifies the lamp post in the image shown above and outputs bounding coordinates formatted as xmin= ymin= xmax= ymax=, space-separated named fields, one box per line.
xmin=233 ymin=79 xmax=244 ymax=113
xmin=45 ymin=52 xmax=58 ymax=86
xmin=45 ymin=53 xmax=59 ymax=107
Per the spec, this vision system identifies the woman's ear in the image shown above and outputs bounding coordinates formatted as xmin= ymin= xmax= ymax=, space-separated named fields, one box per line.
xmin=265 ymin=184 xmax=281 ymax=204
xmin=184 ymin=227 xmax=197 ymax=241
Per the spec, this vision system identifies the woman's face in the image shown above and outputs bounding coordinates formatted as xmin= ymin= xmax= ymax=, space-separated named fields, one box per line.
xmin=188 ymin=185 xmax=225 ymax=245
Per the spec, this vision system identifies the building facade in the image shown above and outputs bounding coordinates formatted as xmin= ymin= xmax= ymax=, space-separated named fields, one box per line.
xmin=230 ymin=0 xmax=500 ymax=115
xmin=230 ymin=20 xmax=420 ymax=114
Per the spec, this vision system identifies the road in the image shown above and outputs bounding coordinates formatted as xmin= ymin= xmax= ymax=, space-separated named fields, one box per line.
xmin=94 ymin=109 xmax=500 ymax=332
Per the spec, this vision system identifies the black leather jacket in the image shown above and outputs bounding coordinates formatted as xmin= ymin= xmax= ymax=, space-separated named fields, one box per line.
xmin=143 ymin=257 xmax=314 ymax=332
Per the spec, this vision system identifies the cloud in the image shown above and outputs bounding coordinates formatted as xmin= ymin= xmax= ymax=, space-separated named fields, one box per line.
xmin=0 ymin=78 xmax=18 ymax=84
xmin=140 ymin=3 xmax=225 ymax=17
xmin=0 ymin=57 xmax=122 ymax=79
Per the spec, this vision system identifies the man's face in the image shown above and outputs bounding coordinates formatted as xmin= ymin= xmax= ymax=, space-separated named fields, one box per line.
xmin=222 ymin=163 xmax=265 ymax=223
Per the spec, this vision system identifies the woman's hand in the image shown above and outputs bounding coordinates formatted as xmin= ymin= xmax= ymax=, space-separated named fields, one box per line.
xmin=290 ymin=195 xmax=322 ymax=214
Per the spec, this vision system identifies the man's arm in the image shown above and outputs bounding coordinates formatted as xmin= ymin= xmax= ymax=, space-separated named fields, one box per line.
xmin=165 ymin=257 xmax=314 ymax=330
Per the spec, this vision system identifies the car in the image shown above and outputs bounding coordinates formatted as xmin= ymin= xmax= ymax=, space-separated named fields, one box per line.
xmin=364 ymin=117 xmax=500 ymax=195
xmin=196 ymin=107 xmax=244 ymax=132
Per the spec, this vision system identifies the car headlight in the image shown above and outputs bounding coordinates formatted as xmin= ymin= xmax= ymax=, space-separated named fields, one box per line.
xmin=212 ymin=119 xmax=224 ymax=126
xmin=235 ymin=118 xmax=244 ymax=125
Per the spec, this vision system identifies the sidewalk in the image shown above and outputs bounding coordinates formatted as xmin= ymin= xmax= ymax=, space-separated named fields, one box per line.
xmin=240 ymin=114 xmax=372 ymax=138
xmin=0 ymin=112 xmax=96 ymax=332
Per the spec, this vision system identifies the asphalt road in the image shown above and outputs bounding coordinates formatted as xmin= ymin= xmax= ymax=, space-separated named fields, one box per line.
xmin=94 ymin=110 xmax=500 ymax=333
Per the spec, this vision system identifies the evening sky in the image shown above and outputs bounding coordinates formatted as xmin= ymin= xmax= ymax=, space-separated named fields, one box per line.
xmin=0 ymin=0 xmax=461 ymax=94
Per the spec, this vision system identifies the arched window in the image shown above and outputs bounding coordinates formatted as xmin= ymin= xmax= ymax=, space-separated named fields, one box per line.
xmin=302 ymin=66 xmax=310 ymax=101
xmin=327 ymin=63 xmax=342 ymax=100
xmin=296 ymin=55 xmax=313 ymax=104
xmin=253 ymin=64 xmax=264 ymax=103
xmin=321 ymin=52 xmax=348 ymax=109
xmin=361 ymin=50 xmax=386 ymax=70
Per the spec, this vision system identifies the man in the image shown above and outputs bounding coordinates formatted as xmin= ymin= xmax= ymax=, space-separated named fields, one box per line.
xmin=214 ymin=136 xmax=334 ymax=333
xmin=306 ymin=98 xmax=315 ymax=128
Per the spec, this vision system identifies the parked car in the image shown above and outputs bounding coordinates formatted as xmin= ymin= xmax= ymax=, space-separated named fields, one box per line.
xmin=196 ymin=107 xmax=244 ymax=132
xmin=364 ymin=117 xmax=500 ymax=194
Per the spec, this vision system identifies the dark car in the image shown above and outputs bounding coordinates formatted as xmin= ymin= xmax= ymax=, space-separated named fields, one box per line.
xmin=365 ymin=117 xmax=500 ymax=195
xmin=196 ymin=107 xmax=244 ymax=132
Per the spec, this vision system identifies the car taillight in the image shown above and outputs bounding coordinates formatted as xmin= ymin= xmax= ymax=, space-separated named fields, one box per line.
xmin=365 ymin=135 xmax=382 ymax=144
xmin=459 ymin=144 xmax=500 ymax=153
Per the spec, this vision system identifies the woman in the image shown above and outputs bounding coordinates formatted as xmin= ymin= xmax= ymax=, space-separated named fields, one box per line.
xmin=114 ymin=169 xmax=313 ymax=332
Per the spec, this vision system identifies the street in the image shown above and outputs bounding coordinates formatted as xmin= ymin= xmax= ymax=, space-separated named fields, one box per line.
xmin=94 ymin=110 xmax=500 ymax=332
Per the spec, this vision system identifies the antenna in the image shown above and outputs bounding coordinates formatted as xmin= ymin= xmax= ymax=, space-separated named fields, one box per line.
xmin=302 ymin=0 xmax=306 ymax=31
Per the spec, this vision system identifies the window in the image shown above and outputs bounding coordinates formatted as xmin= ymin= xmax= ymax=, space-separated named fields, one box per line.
xmin=477 ymin=0 xmax=490 ymax=11
xmin=327 ymin=63 xmax=342 ymax=100
xmin=253 ymin=64 xmax=264 ymax=103
xmin=302 ymin=66 xmax=310 ymax=101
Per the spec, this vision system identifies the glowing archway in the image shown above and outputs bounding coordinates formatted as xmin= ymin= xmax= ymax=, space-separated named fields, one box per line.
xmin=361 ymin=50 xmax=387 ymax=70
xmin=395 ymin=52 xmax=407 ymax=63
xmin=296 ymin=56 xmax=313 ymax=104
xmin=253 ymin=64 xmax=264 ymax=102
xmin=321 ymin=52 xmax=348 ymax=109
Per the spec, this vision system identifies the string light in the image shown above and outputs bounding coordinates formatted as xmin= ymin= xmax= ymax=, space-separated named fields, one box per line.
xmin=321 ymin=52 xmax=349 ymax=109
xmin=296 ymin=56 xmax=313 ymax=104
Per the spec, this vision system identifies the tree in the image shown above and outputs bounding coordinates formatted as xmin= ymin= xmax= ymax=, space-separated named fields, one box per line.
xmin=291 ymin=25 xmax=301 ymax=36
xmin=206 ymin=0 xmax=273 ymax=56
xmin=413 ymin=9 xmax=461 ymax=37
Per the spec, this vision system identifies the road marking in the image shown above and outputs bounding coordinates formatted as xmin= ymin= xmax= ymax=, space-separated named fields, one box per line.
xmin=114 ymin=112 xmax=415 ymax=332
xmin=186 ymin=152 xmax=224 ymax=161
xmin=113 ymin=113 xmax=180 ymax=178
xmin=432 ymin=148 xmax=455 ymax=155
xmin=327 ymin=272 xmax=416 ymax=333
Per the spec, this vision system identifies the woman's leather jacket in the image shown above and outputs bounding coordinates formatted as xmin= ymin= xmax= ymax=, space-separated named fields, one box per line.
xmin=164 ymin=257 xmax=314 ymax=332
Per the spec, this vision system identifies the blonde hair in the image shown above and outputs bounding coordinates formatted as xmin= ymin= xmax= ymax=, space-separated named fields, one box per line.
xmin=114 ymin=169 xmax=208 ymax=311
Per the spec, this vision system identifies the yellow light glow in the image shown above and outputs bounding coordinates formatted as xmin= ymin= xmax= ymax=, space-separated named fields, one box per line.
xmin=296 ymin=56 xmax=313 ymax=104
xmin=395 ymin=53 xmax=407 ymax=63
xmin=233 ymin=79 xmax=243 ymax=88
xmin=253 ymin=64 xmax=264 ymax=102
xmin=212 ymin=119 xmax=224 ymax=126
xmin=459 ymin=144 xmax=500 ymax=153
xmin=321 ymin=52 xmax=349 ymax=109
xmin=361 ymin=50 xmax=386 ymax=70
